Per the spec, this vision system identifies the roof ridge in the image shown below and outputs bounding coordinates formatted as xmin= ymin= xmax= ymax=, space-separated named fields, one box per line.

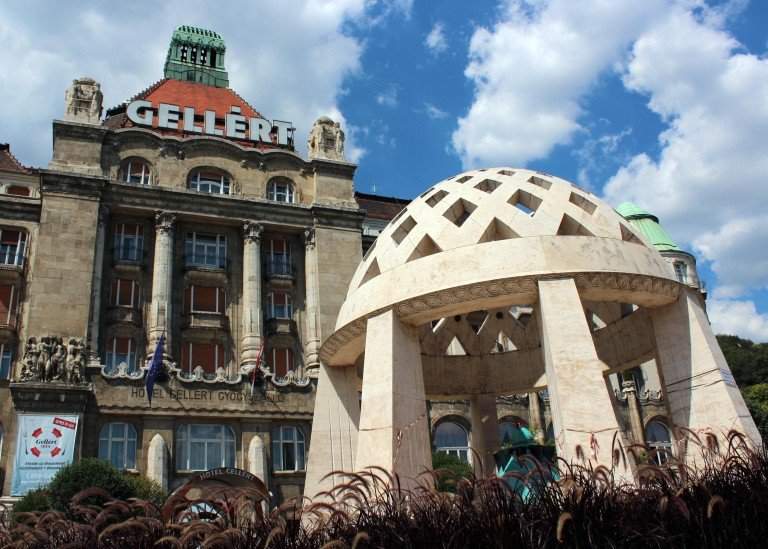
xmin=0 ymin=145 xmax=35 ymax=174
xmin=226 ymin=87 xmax=261 ymax=118
xmin=105 ymin=78 xmax=169 ymax=117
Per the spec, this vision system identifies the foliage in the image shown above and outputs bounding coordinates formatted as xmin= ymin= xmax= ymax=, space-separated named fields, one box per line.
xmin=47 ymin=458 xmax=134 ymax=512
xmin=123 ymin=473 xmax=166 ymax=508
xmin=743 ymin=383 xmax=768 ymax=436
xmin=3 ymin=434 xmax=768 ymax=548
xmin=431 ymin=451 xmax=473 ymax=492
xmin=718 ymin=334 xmax=768 ymax=439
xmin=11 ymin=488 xmax=52 ymax=519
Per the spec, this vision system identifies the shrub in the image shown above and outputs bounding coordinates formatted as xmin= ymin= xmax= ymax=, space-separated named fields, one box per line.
xmin=47 ymin=458 xmax=133 ymax=511
xmin=123 ymin=473 xmax=166 ymax=507
xmin=11 ymin=488 xmax=52 ymax=519
xmin=432 ymin=451 xmax=472 ymax=492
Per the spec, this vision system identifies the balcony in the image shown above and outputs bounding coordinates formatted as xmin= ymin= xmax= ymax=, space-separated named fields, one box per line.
xmin=183 ymin=311 xmax=229 ymax=332
xmin=265 ymin=317 xmax=298 ymax=336
xmin=0 ymin=312 xmax=18 ymax=338
xmin=185 ymin=253 xmax=229 ymax=272
xmin=264 ymin=258 xmax=295 ymax=286
xmin=112 ymin=247 xmax=147 ymax=272
xmin=106 ymin=306 xmax=142 ymax=326
xmin=0 ymin=258 xmax=24 ymax=281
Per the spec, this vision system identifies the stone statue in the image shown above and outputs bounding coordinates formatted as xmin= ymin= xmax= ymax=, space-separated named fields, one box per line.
xmin=63 ymin=77 xmax=103 ymax=124
xmin=307 ymin=116 xmax=345 ymax=161
xmin=18 ymin=335 xmax=87 ymax=384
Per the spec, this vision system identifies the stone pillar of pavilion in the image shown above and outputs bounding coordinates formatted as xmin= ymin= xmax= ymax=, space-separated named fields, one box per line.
xmin=356 ymin=309 xmax=431 ymax=487
xmin=87 ymin=205 xmax=109 ymax=366
xmin=538 ymin=278 xmax=632 ymax=481
xmin=527 ymin=391 xmax=546 ymax=444
xmin=148 ymin=211 xmax=175 ymax=354
xmin=469 ymin=394 xmax=501 ymax=476
xmin=652 ymin=287 xmax=762 ymax=463
xmin=303 ymin=228 xmax=321 ymax=373
xmin=240 ymin=221 xmax=263 ymax=371
xmin=623 ymin=380 xmax=646 ymax=445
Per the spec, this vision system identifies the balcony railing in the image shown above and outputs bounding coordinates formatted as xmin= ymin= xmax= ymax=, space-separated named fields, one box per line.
xmin=185 ymin=254 xmax=228 ymax=271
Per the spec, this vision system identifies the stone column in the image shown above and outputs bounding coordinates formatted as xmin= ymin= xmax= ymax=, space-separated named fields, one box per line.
xmin=303 ymin=362 xmax=360 ymax=499
xmin=148 ymin=212 xmax=175 ymax=353
xmin=147 ymin=434 xmax=168 ymax=491
xmin=528 ymin=391 xmax=546 ymax=444
xmin=356 ymin=309 xmax=431 ymax=488
xmin=87 ymin=205 xmax=109 ymax=366
xmin=303 ymin=228 xmax=321 ymax=373
xmin=538 ymin=278 xmax=632 ymax=481
xmin=622 ymin=381 xmax=645 ymax=445
xmin=240 ymin=222 xmax=263 ymax=371
xmin=652 ymin=287 xmax=761 ymax=462
xmin=469 ymin=394 xmax=500 ymax=476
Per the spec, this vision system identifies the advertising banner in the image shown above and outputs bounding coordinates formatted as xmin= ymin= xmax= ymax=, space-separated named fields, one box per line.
xmin=11 ymin=414 xmax=79 ymax=496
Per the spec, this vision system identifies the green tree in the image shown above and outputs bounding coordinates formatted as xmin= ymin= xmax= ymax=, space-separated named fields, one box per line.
xmin=432 ymin=452 xmax=473 ymax=493
xmin=47 ymin=458 xmax=134 ymax=511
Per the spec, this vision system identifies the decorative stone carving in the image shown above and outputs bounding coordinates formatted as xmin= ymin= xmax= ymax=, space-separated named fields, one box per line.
xmin=63 ymin=77 xmax=103 ymax=124
xmin=242 ymin=221 xmax=263 ymax=243
xmin=307 ymin=117 xmax=345 ymax=161
xmin=19 ymin=336 xmax=87 ymax=384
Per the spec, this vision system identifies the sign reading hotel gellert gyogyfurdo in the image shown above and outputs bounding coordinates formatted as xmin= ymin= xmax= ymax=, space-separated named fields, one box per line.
xmin=127 ymin=100 xmax=294 ymax=145
xmin=12 ymin=414 xmax=79 ymax=496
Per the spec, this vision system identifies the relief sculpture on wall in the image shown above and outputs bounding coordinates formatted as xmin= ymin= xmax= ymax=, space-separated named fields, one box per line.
xmin=18 ymin=336 xmax=87 ymax=384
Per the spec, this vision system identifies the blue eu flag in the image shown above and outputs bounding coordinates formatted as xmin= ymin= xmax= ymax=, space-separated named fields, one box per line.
xmin=146 ymin=333 xmax=165 ymax=406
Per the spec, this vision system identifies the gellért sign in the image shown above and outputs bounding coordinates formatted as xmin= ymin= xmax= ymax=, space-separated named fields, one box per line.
xmin=127 ymin=100 xmax=294 ymax=145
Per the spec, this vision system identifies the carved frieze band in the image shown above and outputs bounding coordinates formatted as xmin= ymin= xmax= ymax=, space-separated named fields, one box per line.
xmin=18 ymin=336 xmax=88 ymax=384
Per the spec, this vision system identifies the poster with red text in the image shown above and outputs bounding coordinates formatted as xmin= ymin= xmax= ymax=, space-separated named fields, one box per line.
xmin=11 ymin=414 xmax=79 ymax=496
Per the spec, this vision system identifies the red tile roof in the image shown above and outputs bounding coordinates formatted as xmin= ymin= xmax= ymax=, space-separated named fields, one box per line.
xmin=0 ymin=144 xmax=34 ymax=174
xmin=355 ymin=191 xmax=410 ymax=221
xmin=104 ymin=79 xmax=274 ymax=148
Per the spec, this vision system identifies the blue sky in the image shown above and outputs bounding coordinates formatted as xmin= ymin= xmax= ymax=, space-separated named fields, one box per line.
xmin=1 ymin=0 xmax=767 ymax=341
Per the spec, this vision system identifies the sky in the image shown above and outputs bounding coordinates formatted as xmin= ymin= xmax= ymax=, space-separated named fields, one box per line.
xmin=0 ymin=0 xmax=767 ymax=342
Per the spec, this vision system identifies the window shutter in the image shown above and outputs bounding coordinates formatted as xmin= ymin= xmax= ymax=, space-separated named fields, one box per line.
xmin=0 ymin=285 xmax=12 ymax=315
xmin=184 ymin=287 xmax=192 ymax=313
xmin=114 ymin=337 xmax=131 ymax=354
xmin=193 ymin=286 xmax=217 ymax=312
xmin=117 ymin=279 xmax=134 ymax=307
xmin=1 ymin=230 xmax=20 ymax=245
xmin=7 ymin=186 xmax=30 ymax=196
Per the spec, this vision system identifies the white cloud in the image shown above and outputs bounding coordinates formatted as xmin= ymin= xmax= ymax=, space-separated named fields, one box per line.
xmin=708 ymin=298 xmax=768 ymax=343
xmin=424 ymin=102 xmax=448 ymax=119
xmin=603 ymin=4 xmax=768 ymax=298
xmin=376 ymin=85 xmax=399 ymax=107
xmin=573 ymin=127 xmax=632 ymax=189
xmin=0 ymin=0 xmax=407 ymax=166
xmin=425 ymin=22 xmax=448 ymax=55
xmin=452 ymin=0 xmax=667 ymax=168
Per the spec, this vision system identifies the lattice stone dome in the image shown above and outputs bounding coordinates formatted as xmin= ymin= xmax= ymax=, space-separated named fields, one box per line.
xmin=349 ymin=168 xmax=646 ymax=291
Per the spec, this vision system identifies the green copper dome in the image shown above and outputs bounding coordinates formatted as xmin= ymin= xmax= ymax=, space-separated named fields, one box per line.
xmin=616 ymin=202 xmax=681 ymax=252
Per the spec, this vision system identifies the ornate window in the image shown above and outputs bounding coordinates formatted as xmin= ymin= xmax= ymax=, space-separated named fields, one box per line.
xmin=434 ymin=421 xmax=470 ymax=463
xmin=267 ymin=179 xmax=295 ymax=203
xmin=181 ymin=341 xmax=225 ymax=375
xmin=645 ymin=420 xmax=673 ymax=465
xmin=0 ymin=229 xmax=26 ymax=266
xmin=120 ymin=158 xmax=153 ymax=185
xmin=271 ymin=426 xmax=305 ymax=472
xmin=184 ymin=286 xmax=225 ymax=314
xmin=0 ymin=284 xmax=16 ymax=327
xmin=673 ymin=261 xmax=688 ymax=284
xmin=113 ymin=223 xmax=143 ymax=262
xmin=0 ymin=344 xmax=12 ymax=380
xmin=98 ymin=423 xmax=137 ymax=470
xmin=188 ymin=169 xmax=231 ymax=195
xmin=176 ymin=424 xmax=235 ymax=471
xmin=265 ymin=238 xmax=291 ymax=276
xmin=270 ymin=348 xmax=294 ymax=377
xmin=185 ymin=232 xmax=227 ymax=269
xmin=267 ymin=291 xmax=292 ymax=319
xmin=105 ymin=337 xmax=137 ymax=375
xmin=110 ymin=279 xmax=138 ymax=308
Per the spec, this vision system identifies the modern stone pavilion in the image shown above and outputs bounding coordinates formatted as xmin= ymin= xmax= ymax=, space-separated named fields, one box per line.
xmin=304 ymin=169 xmax=761 ymax=495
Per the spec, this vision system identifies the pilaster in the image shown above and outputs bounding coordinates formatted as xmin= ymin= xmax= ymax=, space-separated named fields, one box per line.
xmin=148 ymin=211 xmax=175 ymax=354
xmin=240 ymin=221 xmax=263 ymax=371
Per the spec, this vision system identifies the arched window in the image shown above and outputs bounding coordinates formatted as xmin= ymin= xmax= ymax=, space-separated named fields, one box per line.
xmin=673 ymin=261 xmax=688 ymax=283
xmin=434 ymin=421 xmax=470 ymax=463
xmin=188 ymin=169 xmax=231 ymax=195
xmin=176 ymin=424 xmax=235 ymax=471
xmin=271 ymin=426 xmax=305 ymax=471
xmin=267 ymin=179 xmax=295 ymax=203
xmin=120 ymin=158 xmax=153 ymax=185
xmin=267 ymin=291 xmax=292 ymax=319
xmin=645 ymin=420 xmax=673 ymax=465
xmin=98 ymin=423 xmax=137 ymax=470
xmin=105 ymin=337 xmax=137 ymax=374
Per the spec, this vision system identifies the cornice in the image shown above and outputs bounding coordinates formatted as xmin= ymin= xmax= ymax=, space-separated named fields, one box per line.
xmin=52 ymin=119 xmax=110 ymax=140
xmin=0 ymin=197 xmax=42 ymax=222
xmin=39 ymin=170 xmax=107 ymax=200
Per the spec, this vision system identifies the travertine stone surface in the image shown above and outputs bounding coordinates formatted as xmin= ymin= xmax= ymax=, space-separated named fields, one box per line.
xmin=247 ymin=434 xmax=268 ymax=489
xmin=653 ymin=287 xmax=761 ymax=459
xmin=147 ymin=433 xmax=168 ymax=491
xmin=303 ymin=363 xmax=360 ymax=498
xmin=356 ymin=310 xmax=431 ymax=486
xmin=303 ymin=229 xmax=321 ymax=370
xmin=469 ymin=394 xmax=501 ymax=475
xmin=538 ymin=278 xmax=632 ymax=480
xmin=148 ymin=212 xmax=175 ymax=352
xmin=240 ymin=221 xmax=263 ymax=369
